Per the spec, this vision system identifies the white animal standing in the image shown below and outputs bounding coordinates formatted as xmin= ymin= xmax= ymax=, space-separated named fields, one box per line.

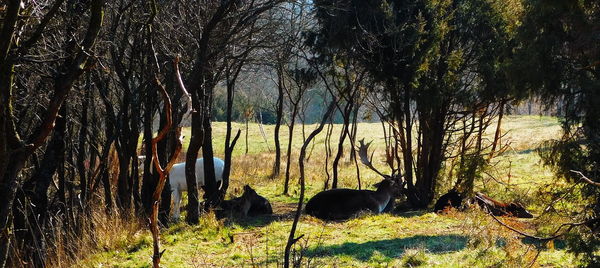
xmin=169 ymin=157 xmax=224 ymax=220
xmin=137 ymin=156 xmax=225 ymax=220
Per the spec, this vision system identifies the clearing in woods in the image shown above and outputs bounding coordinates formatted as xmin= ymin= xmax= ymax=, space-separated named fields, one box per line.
xmin=82 ymin=115 xmax=579 ymax=267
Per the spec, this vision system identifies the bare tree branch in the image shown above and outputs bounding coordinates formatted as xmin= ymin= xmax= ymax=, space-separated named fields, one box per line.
xmin=173 ymin=56 xmax=194 ymax=117
xmin=149 ymin=77 xmax=183 ymax=268
xmin=570 ymin=170 xmax=600 ymax=187
xmin=489 ymin=212 xmax=599 ymax=242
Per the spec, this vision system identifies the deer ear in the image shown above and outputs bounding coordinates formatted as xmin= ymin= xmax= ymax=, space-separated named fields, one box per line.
xmin=389 ymin=173 xmax=403 ymax=184
xmin=244 ymin=185 xmax=257 ymax=195
xmin=373 ymin=181 xmax=382 ymax=188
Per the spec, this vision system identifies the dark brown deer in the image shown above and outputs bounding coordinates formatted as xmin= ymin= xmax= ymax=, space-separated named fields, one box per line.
xmin=434 ymin=189 xmax=462 ymax=213
xmin=434 ymin=190 xmax=533 ymax=218
xmin=473 ymin=192 xmax=533 ymax=218
xmin=305 ymin=139 xmax=404 ymax=220
xmin=219 ymin=185 xmax=272 ymax=217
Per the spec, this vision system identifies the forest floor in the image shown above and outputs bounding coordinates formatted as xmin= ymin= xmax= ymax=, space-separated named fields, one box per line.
xmin=80 ymin=115 xmax=582 ymax=267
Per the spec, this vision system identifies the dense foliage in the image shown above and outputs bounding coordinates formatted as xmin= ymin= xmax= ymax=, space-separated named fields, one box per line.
xmin=311 ymin=0 xmax=519 ymax=207
xmin=516 ymin=0 xmax=600 ymax=265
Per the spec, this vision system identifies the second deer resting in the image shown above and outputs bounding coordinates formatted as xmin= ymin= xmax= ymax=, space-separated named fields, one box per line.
xmin=219 ymin=185 xmax=273 ymax=217
xmin=305 ymin=179 xmax=400 ymax=220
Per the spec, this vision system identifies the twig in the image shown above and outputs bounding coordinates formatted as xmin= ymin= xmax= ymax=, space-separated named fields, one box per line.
xmin=482 ymin=170 xmax=510 ymax=186
xmin=284 ymin=99 xmax=336 ymax=268
xmin=526 ymin=246 xmax=541 ymax=268
xmin=173 ymin=56 xmax=194 ymax=117
xmin=489 ymin=213 xmax=598 ymax=242
xmin=570 ymin=170 xmax=600 ymax=187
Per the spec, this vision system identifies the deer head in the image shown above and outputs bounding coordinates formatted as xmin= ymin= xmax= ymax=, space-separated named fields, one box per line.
xmin=507 ymin=202 xmax=534 ymax=218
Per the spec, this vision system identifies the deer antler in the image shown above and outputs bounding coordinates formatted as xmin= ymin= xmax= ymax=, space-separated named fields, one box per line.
xmin=357 ymin=139 xmax=390 ymax=179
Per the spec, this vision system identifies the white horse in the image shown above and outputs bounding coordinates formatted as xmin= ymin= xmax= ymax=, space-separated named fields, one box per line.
xmin=138 ymin=156 xmax=224 ymax=220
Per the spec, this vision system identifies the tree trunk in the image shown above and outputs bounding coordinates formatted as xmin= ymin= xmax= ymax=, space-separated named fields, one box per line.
xmin=148 ymin=80 xmax=182 ymax=267
xmin=349 ymin=106 xmax=361 ymax=189
xmin=323 ymin=121 xmax=333 ymax=190
xmin=398 ymin=85 xmax=416 ymax=204
xmin=78 ymin=85 xmax=90 ymax=205
xmin=489 ymin=99 xmax=506 ymax=158
xmin=156 ymin=112 xmax=170 ymax=222
xmin=0 ymin=153 xmax=27 ymax=268
xmin=272 ymin=68 xmax=284 ymax=178
xmin=408 ymin=104 xmax=447 ymax=208
xmin=202 ymin=121 xmax=219 ymax=209
xmin=331 ymin=125 xmax=347 ymax=189
xmin=283 ymin=107 xmax=298 ymax=195
xmin=185 ymin=93 xmax=202 ymax=224
xmin=332 ymin=100 xmax=353 ymax=189
xmin=349 ymin=106 xmax=359 ymax=162
xmin=222 ymin=70 xmax=242 ymax=202
xmin=116 ymin=147 xmax=132 ymax=213
xmin=201 ymin=83 xmax=219 ymax=210
xmin=102 ymin=155 xmax=114 ymax=214
xmin=245 ymin=117 xmax=249 ymax=155
xmin=14 ymin=104 xmax=67 ymax=267
xmin=102 ymin=126 xmax=115 ymax=215
xmin=128 ymin=116 xmax=142 ymax=214
xmin=142 ymin=83 xmax=158 ymax=215
xmin=284 ymin=100 xmax=336 ymax=268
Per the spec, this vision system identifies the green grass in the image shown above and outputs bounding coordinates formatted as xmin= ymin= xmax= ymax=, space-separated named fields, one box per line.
xmin=81 ymin=115 xmax=582 ymax=267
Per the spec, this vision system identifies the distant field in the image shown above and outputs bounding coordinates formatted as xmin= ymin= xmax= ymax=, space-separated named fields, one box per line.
xmin=83 ymin=115 xmax=582 ymax=267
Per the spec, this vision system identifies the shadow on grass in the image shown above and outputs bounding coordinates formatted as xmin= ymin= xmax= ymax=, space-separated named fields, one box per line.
xmin=219 ymin=201 xmax=298 ymax=228
xmin=517 ymin=145 xmax=552 ymax=155
xmin=392 ymin=210 xmax=429 ymax=218
xmin=305 ymin=234 xmax=468 ymax=261
xmin=521 ymin=237 xmax=567 ymax=250
xmin=221 ymin=214 xmax=281 ymax=228
xmin=517 ymin=148 xmax=535 ymax=155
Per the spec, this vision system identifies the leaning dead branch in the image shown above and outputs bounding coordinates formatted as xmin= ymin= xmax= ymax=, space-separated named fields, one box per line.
xmin=284 ymin=98 xmax=337 ymax=268
xmin=173 ymin=56 xmax=194 ymax=117
xmin=570 ymin=170 xmax=600 ymax=187
xmin=489 ymin=213 xmax=599 ymax=242
xmin=149 ymin=77 xmax=184 ymax=268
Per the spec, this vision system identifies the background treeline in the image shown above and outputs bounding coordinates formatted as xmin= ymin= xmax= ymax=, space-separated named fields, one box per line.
xmin=0 ymin=0 xmax=598 ymax=267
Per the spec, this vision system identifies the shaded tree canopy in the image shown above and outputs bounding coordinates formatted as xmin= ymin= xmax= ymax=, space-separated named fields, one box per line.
xmin=515 ymin=0 xmax=599 ymax=265
xmin=310 ymin=0 xmax=520 ymax=207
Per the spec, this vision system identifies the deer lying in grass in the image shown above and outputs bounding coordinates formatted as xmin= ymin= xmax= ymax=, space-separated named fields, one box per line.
xmin=219 ymin=185 xmax=272 ymax=217
xmin=434 ymin=190 xmax=533 ymax=218
xmin=305 ymin=139 xmax=404 ymax=220
xmin=434 ymin=189 xmax=463 ymax=213
xmin=473 ymin=192 xmax=533 ymax=218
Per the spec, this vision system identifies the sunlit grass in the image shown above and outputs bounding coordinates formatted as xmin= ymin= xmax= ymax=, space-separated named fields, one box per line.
xmin=81 ymin=115 xmax=582 ymax=267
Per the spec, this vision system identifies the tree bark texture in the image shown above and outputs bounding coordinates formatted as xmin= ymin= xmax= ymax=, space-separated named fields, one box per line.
xmin=272 ymin=66 xmax=284 ymax=178
xmin=0 ymin=0 xmax=103 ymax=265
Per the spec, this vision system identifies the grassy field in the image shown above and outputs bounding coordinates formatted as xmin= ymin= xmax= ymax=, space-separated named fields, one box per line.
xmin=81 ymin=115 xmax=582 ymax=267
